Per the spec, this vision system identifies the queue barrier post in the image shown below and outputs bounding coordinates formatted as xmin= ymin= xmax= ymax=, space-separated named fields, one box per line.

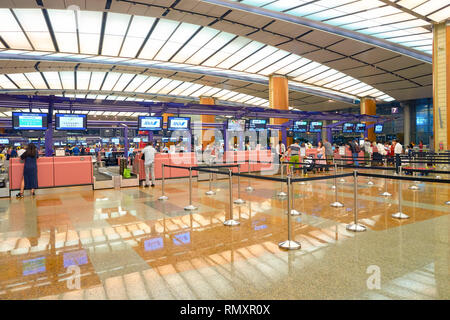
xmin=346 ymin=170 xmax=367 ymax=232
xmin=158 ymin=163 xmax=168 ymax=201
xmin=277 ymin=162 xmax=287 ymax=198
xmin=233 ymin=164 xmax=245 ymax=205
xmin=339 ymin=159 xmax=346 ymax=183
xmin=289 ymin=173 xmax=301 ymax=216
xmin=331 ymin=161 xmax=337 ymax=189
xmin=205 ymin=161 xmax=216 ymax=195
xmin=184 ymin=167 xmax=198 ymax=211
xmin=278 ymin=175 xmax=301 ymax=250
xmin=380 ymin=158 xmax=392 ymax=197
xmin=392 ymin=167 xmax=410 ymax=219
xmin=224 ymin=168 xmax=240 ymax=226
xmin=246 ymin=159 xmax=254 ymax=192
xmin=330 ymin=163 xmax=344 ymax=208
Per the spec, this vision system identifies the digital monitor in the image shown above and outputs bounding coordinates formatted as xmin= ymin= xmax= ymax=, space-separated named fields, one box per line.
xmin=142 ymin=136 xmax=148 ymax=142
xmin=111 ymin=138 xmax=119 ymax=144
xmin=355 ymin=123 xmax=366 ymax=133
xmin=227 ymin=119 xmax=246 ymax=132
xmin=63 ymin=250 xmax=88 ymax=268
xmin=248 ymin=119 xmax=267 ymax=131
xmin=55 ymin=114 xmax=87 ymax=130
xmin=342 ymin=123 xmax=354 ymax=133
xmin=12 ymin=112 xmax=48 ymax=130
xmin=81 ymin=142 xmax=87 ymax=146
xmin=309 ymin=121 xmax=323 ymax=132
xmin=293 ymin=120 xmax=308 ymax=132
xmin=138 ymin=116 xmax=163 ymax=131
xmin=54 ymin=142 xmax=60 ymax=146
xmin=133 ymin=137 xmax=141 ymax=143
xmin=14 ymin=142 xmax=20 ymax=147
xmin=0 ymin=138 xmax=9 ymax=144
xmin=162 ymin=137 xmax=169 ymax=142
xmin=144 ymin=237 xmax=164 ymax=251
xmin=167 ymin=117 xmax=190 ymax=131
xmin=374 ymin=124 xmax=383 ymax=133
xmin=22 ymin=256 xmax=46 ymax=276
xmin=102 ymin=138 xmax=109 ymax=143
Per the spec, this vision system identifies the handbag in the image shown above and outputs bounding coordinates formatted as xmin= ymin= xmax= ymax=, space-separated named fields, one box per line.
xmin=123 ymin=168 xmax=131 ymax=178
xmin=141 ymin=153 xmax=145 ymax=160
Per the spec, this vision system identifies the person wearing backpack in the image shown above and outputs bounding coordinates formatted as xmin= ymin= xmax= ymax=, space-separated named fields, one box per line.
xmin=348 ymin=139 xmax=360 ymax=166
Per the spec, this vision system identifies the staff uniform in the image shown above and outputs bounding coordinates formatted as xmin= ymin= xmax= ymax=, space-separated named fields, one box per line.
xmin=394 ymin=142 xmax=403 ymax=173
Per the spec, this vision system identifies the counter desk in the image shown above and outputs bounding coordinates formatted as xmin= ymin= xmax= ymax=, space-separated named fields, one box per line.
xmin=9 ymin=156 xmax=94 ymax=191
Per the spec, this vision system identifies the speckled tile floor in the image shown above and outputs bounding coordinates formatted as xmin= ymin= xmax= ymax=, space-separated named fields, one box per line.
xmin=0 ymin=169 xmax=448 ymax=300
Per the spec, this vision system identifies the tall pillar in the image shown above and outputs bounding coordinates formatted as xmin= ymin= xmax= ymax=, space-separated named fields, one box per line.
xmin=199 ymin=97 xmax=216 ymax=149
xmin=45 ymin=97 xmax=54 ymax=157
xmin=360 ymin=97 xmax=376 ymax=141
xmin=432 ymin=21 xmax=450 ymax=151
xmin=403 ymin=103 xmax=411 ymax=146
xmin=269 ymin=75 xmax=291 ymax=145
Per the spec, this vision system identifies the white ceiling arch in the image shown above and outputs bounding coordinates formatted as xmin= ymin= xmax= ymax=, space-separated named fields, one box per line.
xmin=0 ymin=7 xmax=397 ymax=104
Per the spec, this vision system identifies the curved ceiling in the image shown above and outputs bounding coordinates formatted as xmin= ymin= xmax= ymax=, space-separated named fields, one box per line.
xmin=0 ymin=1 xmax=435 ymax=106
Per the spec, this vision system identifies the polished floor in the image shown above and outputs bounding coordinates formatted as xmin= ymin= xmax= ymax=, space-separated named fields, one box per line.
xmin=0 ymin=169 xmax=448 ymax=300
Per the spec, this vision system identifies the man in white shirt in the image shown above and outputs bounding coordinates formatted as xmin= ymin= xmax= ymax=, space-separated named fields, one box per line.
xmin=393 ymin=139 xmax=403 ymax=174
xmin=17 ymin=147 xmax=26 ymax=158
xmin=142 ymin=142 xmax=157 ymax=187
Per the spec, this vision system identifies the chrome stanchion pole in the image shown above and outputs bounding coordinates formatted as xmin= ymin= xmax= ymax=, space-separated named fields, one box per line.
xmin=346 ymin=170 xmax=367 ymax=232
xmin=224 ymin=168 xmax=240 ymax=226
xmin=381 ymin=158 xmax=392 ymax=197
xmin=205 ymin=167 xmax=216 ymax=195
xmin=339 ymin=159 xmax=346 ymax=183
xmin=331 ymin=163 xmax=344 ymax=207
xmin=277 ymin=162 xmax=287 ymax=198
xmin=184 ymin=167 xmax=198 ymax=211
xmin=392 ymin=167 xmax=410 ymax=219
xmin=246 ymin=159 xmax=254 ymax=192
xmin=158 ymin=163 xmax=168 ymax=201
xmin=409 ymin=155 xmax=420 ymax=190
xmin=290 ymin=173 xmax=301 ymax=215
xmin=234 ymin=164 xmax=245 ymax=204
xmin=331 ymin=161 xmax=337 ymax=189
xmin=279 ymin=175 xmax=301 ymax=250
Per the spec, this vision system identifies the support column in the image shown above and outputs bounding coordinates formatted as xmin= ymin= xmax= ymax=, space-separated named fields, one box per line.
xmin=432 ymin=21 xmax=450 ymax=151
xmin=123 ymin=125 xmax=128 ymax=159
xmin=403 ymin=103 xmax=411 ymax=146
xmin=360 ymin=97 xmax=376 ymax=141
xmin=269 ymin=75 xmax=291 ymax=145
xmin=45 ymin=97 xmax=54 ymax=157
xmin=200 ymin=97 xmax=216 ymax=149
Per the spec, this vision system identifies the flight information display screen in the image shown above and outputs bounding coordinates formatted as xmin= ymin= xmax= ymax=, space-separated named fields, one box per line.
xmin=168 ymin=117 xmax=190 ymax=131
xmin=355 ymin=123 xmax=366 ymax=133
xmin=374 ymin=124 xmax=383 ymax=133
xmin=227 ymin=119 xmax=246 ymax=131
xmin=342 ymin=123 xmax=354 ymax=133
xmin=293 ymin=120 xmax=308 ymax=132
xmin=0 ymin=138 xmax=9 ymax=144
xmin=138 ymin=116 xmax=163 ymax=131
xmin=248 ymin=119 xmax=267 ymax=131
xmin=55 ymin=114 xmax=87 ymax=130
xmin=12 ymin=112 xmax=48 ymax=130
xmin=309 ymin=121 xmax=323 ymax=132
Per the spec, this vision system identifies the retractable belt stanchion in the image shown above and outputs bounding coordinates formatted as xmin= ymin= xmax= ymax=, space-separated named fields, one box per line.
xmin=380 ymin=158 xmax=392 ymax=197
xmin=158 ymin=163 xmax=168 ymax=201
xmin=205 ymin=168 xmax=216 ymax=195
xmin=278 ymin=175 xmax=301 ymax=250
xmin=184 ymin=167 xmax=198 ymax=211
xmin=409 ymin=155 xmax=420 ymax=190
xmin=392 ymin=166 xmax=410 ymax=219
xmin=290 ymin=173 xmax=301 ymax=215
xmin=277 ymin=162 xmax=287 ymax=198
xmin=331 ymin=160 xmax=336 ymax=189
xmin=346 ymin=171 xmax=367 ymax=232
xmin=233 ymin=164 xmax=245 ymax=204
xmin=339 ymin=158 xmax=346 ymax=183
xmin=224 ymin=168 xmax=240 ymax=226
xmin=330 ymin=163 xmax=344 ymax=207
xmin=246 ymin=159 xmax=254 ymax=192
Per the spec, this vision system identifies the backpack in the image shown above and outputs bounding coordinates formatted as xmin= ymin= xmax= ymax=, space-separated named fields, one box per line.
xmin=354 ymin=142 xmax=361 ymax=153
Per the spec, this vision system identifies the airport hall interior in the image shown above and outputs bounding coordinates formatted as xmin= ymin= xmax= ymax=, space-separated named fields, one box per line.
xmin=0 ymin=0 xmax=448 ymax=301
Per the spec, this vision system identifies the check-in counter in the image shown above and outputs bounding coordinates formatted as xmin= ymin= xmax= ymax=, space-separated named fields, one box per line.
xmin=9 ymin=156 xmax=93 ymax=191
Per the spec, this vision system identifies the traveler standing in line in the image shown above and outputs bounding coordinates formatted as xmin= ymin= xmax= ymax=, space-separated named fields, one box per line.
xmin=317 ymin=141 xmax=326 ymax=172
xmin=10 ymin=147 xmax=18 ymax=158
xmin=142 ymin=141 xmax=157 ymax=187
xmin=16 ymin=143 xmax=38 ymax=198
xmin=323 ymin=139 xmax=333 ymax=172
xmin=363 ymin=138 xmax=371 ymax=166
xmin=286 ymin=139 xmax=300 ymax=176
xmin=393 ymin=139 xmax=403 ymax=174
xmin=347 ymin=139 xmax=359 ymax=166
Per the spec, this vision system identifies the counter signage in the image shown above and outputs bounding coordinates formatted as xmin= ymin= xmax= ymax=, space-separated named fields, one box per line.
xmin=309 ymin=121 xmax=323 ymax=132
xmin=168 ymin=117 xmax=190 ymax=131
xmin=55 ymin=114 xmax=87 ymax=130
xmin=355 ymin=123 xmax=366 ymax=133
xmin=293 ymin=120 xmax=308 ymax=132
xmin=138 ymin=116 xmax=163 ymax=131
xmin=374 ymin=124 xmax=383 ymax=133
xmin=12 ymin=112 xmax=48 ymax=130
xmin=0 ymin=138 xmax=9 ymax=144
